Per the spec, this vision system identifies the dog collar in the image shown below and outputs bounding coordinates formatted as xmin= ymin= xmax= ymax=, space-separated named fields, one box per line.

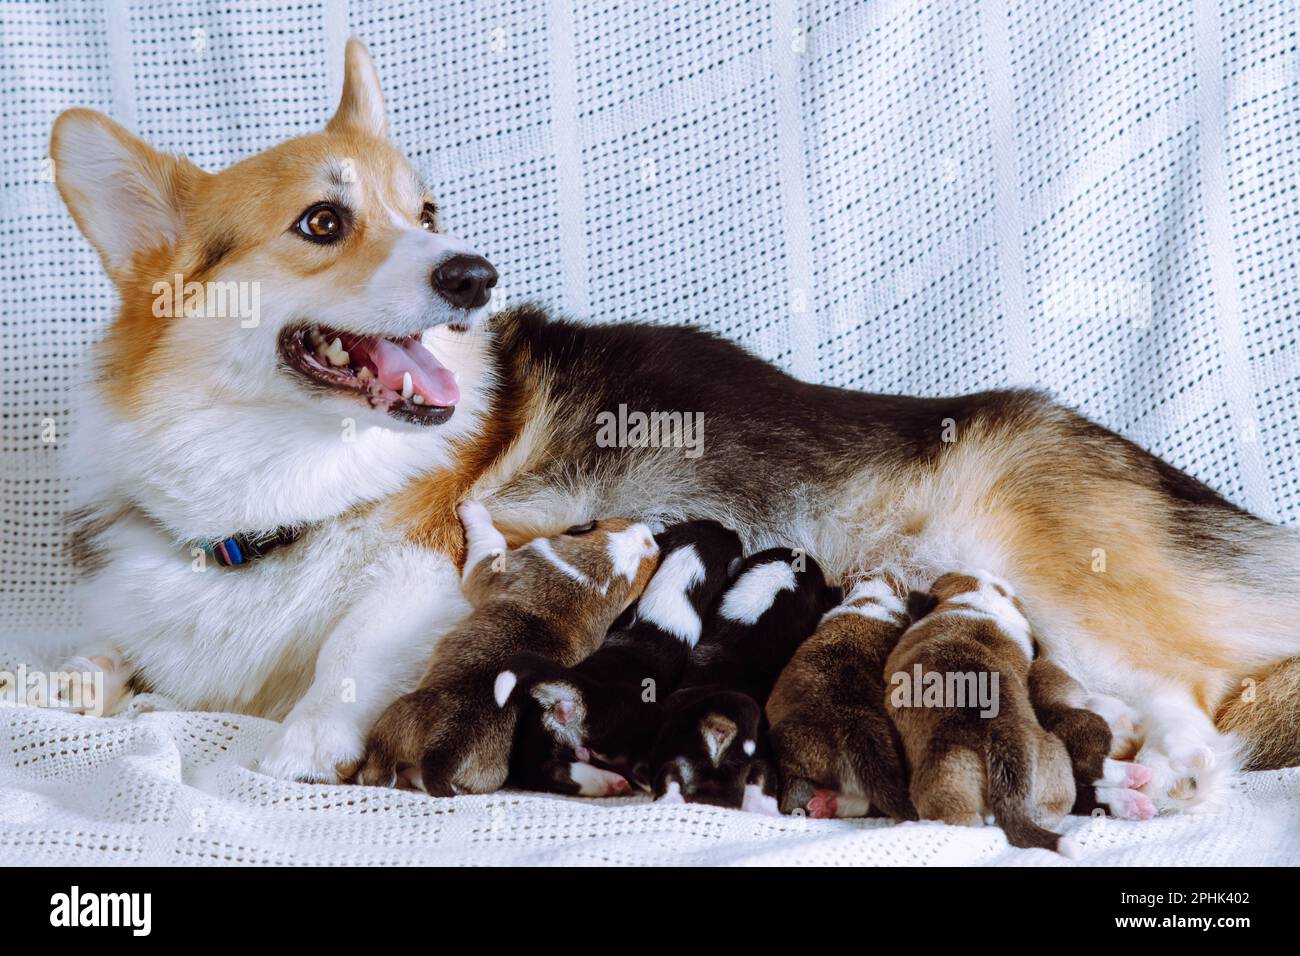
xmin=193 ymin=526 xmax=303 ymax=568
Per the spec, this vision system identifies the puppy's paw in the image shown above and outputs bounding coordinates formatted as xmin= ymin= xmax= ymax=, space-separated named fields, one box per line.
xmin=1094 ymin=786 xmax=1156 ymax=821
xmin=655 ymin=781 xmax=687 ymax=804
xmin=569 ymin=763 xmax=630 ymax=797
xmin=259 ymin=712 xmax=363 ymax=784
xmin=1098 ymin=757 xmax=1152 ymax=790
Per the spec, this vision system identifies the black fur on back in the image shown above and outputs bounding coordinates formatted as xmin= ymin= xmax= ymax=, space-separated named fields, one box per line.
xmin=505 ymin=520 xmax=744 ymax=792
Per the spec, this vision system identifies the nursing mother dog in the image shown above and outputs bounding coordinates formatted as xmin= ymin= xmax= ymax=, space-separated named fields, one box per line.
xmin=48 ymin=39 xmax=1300 ymax=810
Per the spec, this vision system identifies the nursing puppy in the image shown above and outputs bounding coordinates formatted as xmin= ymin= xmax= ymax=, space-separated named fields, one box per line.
xmin=886 ymin=571 xmax=1077 ymax=855
xmin=652 ymin=549 xmax=840 ymax=812
xmin=767 ymin=574 xmax=916 ymax=820
xmin=501 ymin=520 xmax=743 ymax=796
xmin=1029 ymin=659 xmax=1156 ymax=820
xmin=356 ymin=503 xmax=658 ymax=795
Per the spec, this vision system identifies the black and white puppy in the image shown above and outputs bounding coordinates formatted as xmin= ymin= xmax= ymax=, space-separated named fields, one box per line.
xmin=651 ymin=548 xmax=841 ymax=813
xmin=499 ymin=520 xmax=744 ymax=796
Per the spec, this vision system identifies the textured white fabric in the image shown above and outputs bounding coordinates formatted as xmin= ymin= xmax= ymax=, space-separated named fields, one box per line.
xmin=2 ymin=0 xmax=1299 ymax=863
xmin=3 ymin=691 xmax=1298 ymax=866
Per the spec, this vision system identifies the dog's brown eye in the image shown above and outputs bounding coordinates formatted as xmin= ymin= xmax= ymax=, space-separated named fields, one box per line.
xmin=296 ymin=204 xmax=343 ymax=243
xmin=419 ymin=203 xmax=437 ymax=232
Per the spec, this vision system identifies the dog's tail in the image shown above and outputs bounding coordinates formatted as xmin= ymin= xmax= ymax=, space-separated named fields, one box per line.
xmin=986 ymin=723 xmax=1074 ymax=856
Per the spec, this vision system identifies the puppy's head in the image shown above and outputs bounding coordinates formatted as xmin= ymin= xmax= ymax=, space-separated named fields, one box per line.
xmin=915 ymin=570 xmax=1035 ymax=657
xmin=653 ymin=688 xmax=762 ymax=808
xmin=51 ymin=39 xmax=493 ymax=432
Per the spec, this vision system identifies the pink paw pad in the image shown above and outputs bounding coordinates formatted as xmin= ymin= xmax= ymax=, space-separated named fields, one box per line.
xmin=605 ymin=776 xmax=629 ymax=796
xmin=807 ymin=789 xmax=839 ymax=819
xmin=1124 ymin=763 xmax=1153 ymax=789
xmin=1103 ymin=787 xmax=1156 ymax=821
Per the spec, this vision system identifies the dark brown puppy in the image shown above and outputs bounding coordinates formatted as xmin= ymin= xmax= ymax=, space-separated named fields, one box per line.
xmin=356 ymin=502 xmax=659 ymax=795
xmin=767 ymin=573 xmax=916 ymax=820
xmin=1029 ymin=659 xmax=1156 ymax=821
xmin=886 ymin=571 xmax=1077 ymax=855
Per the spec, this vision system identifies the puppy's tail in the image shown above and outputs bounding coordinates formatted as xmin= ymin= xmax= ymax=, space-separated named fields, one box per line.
xmin=494 ymin=652 xmax=568 ymax=709
xmin=987 ymin=724 xmax=1072 ymax=856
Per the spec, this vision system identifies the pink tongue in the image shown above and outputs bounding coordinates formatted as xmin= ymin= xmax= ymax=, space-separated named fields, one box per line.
xmin=369 ymin=337 xmax=460 ymax=407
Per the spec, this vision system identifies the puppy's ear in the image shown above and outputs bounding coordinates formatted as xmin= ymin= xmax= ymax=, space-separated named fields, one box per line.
xmin=822 ymin=584 xmax=845 ymax=612
xmin=609 ymin=601 xmax=638 ymax=632
xmin=906 ymin=590 xmax=939 ymax=622
xmin=50 ymin=109 xmax=204 ymax=282
xmin=327 ymin=37 xmax=387 ymax=138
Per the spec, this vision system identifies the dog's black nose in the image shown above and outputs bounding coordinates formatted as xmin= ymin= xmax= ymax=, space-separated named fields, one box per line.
xmin=432 ymin=255 xmax=498 ymax=310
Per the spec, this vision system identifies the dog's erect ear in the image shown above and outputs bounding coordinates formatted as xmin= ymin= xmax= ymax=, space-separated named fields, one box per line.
xmin=327 ymin=37 xmax=386 ymax=139
xmin=50 ymin=109 xmax=203 ymax=281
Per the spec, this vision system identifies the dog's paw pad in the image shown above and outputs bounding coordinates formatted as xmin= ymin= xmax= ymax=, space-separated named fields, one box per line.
xmin=1100 ymin=757 xmax=1152 ymax=790
xmin=1097 ymin=786 xmax=1155 ymax=821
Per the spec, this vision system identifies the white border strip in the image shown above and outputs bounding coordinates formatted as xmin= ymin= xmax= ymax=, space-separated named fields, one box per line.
xmin=323 ymin=0 xmax=349 ymax=109
xmin=1193 ymin=0 xmax=1275 ymax=519
xmin=104 ymin=0 xmax=137 ymax=130
xmin=772 ymin=0 xmax=818 ymax=383
xmin=977 ymin=0 xmax=1033 ymax=386
xmin=549 ymin=0 xmax=590 ymax=319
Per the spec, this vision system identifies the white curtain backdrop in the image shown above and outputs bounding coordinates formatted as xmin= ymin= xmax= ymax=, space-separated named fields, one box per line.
xmin=2 ymin=0 xmax=1298 ymax=635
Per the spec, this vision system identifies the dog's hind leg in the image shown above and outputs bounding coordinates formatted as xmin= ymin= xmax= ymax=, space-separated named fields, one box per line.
xmin=1216 ymin=655 xmax=1300 ymax=771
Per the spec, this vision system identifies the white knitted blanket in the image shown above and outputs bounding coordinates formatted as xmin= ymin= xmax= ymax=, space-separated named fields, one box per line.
xmin=2 ymin=695 xmax=1297 ymax=866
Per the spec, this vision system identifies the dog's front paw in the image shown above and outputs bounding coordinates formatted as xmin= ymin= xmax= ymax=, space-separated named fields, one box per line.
xmin=1134 ymin=738 xmax=1232 ymax=814
xmin=259 ymin=712 xmax=364 ymax=783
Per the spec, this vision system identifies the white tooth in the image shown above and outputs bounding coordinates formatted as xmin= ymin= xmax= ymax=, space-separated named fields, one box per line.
xmin=412 ymin=395 xmax=425 ymax=405
xmin=357 ymin=367 xmax=372 ymax=381
xmin=323 ymin=337 xmax=350 ymax=367
xmin=401 ymin=371 xmax=413 ymax=399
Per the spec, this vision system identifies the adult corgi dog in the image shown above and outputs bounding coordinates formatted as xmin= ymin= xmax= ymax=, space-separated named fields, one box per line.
xmin=49 ymin=39 xmax=1300 ymax=803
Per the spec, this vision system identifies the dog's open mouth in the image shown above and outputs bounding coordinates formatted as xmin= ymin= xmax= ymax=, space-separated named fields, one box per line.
xmin=279 ymin=324 xmax=462 ymax=425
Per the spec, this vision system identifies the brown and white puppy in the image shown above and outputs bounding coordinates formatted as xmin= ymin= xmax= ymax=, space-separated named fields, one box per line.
xmin=767 ymin=574 xmax=917 ymax=820
xmin=1029 ymin=659 xmax=1155 ymax=820
xmin=355 ymin=502 xmax=658 ymax=795
xmin=886 ymin=571 xmax=1077 ymax=855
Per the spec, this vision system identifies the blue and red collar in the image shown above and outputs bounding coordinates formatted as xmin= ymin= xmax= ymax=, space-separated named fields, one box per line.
xmin=194 ymin=526 xmax=303 ymax=568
